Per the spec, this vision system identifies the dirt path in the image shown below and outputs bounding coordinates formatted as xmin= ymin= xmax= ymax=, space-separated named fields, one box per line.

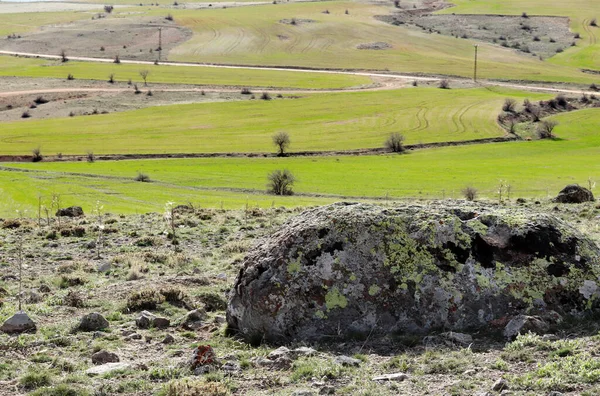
xmin=1 ymin=50 xmax=597 ymax=96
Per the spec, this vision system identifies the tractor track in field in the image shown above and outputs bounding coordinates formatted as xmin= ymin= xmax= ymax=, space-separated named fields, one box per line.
xmin=0 ymin=136 xmax=518 ymax=164
xmin=582 ymin=19 xmax=597 ymax=45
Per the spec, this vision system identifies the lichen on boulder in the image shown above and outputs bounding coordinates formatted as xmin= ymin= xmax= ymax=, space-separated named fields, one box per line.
xmin=226 ymin=202 xmax=600 ymax=343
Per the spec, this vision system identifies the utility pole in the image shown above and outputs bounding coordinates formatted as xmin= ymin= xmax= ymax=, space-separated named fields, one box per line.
xmin=158 ymin=27 xmax=162 ymax=62
xmin=473 ymin=44 xmax=478 ymax=83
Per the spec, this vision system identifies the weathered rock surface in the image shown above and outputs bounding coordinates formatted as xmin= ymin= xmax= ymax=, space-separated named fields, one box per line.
xmin=0 ymin=312 xmax=36 ymax=334
xmin=56 ymin=206 xmax=84 ymax=217
xmin=136 ymin=311 xmax=170 ymax=329
xmin=503 ymin=315 xmax=549 ymax=339
xmin=92 ymin=350 xmax=120 ymax=365
xmin=86 ymin=362 xmax=131 ymax=376
xmin=79 ymin=312 xmax=109 ymax=332
xmin=227 ymin=202 xmax=600 ymax=343
xmin=554 ymin=184 xmax=595 ymax=203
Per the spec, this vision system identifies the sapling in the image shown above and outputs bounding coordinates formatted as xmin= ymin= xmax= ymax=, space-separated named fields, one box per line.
xmin=164 ymin=202 xmax=178 ymax=246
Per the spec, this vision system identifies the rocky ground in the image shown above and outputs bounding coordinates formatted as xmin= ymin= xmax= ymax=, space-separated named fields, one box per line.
xmin=2 ymin=199 xmax=600 ymax=395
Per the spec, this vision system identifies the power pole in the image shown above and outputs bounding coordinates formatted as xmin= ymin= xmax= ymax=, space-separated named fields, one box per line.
xmin=158 ymin=27 xmax=162 ymax=62
xmin=473 ymin=44 xmax=478 ymax=83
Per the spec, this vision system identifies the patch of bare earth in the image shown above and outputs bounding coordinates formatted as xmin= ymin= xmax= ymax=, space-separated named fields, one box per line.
xmin=377 ymin=1 xmax=577 ymax=60
xmin=0 ymin=16 xmax=192 ymax=62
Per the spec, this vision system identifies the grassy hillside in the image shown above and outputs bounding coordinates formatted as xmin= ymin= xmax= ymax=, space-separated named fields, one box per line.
xmin=0 ymin=11 xmax=93 ymax=36
xmin=0 ymin=87 xmax=551 ymax=155
xmin=0 ymin=55 xmax=371 ymax=89
xmin=150 ymin=2 xmax=597 ymax=83
xmin=3 ymin=108 xmax=599 ymax=215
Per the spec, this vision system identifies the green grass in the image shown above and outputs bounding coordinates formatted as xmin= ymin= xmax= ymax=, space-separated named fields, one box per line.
xmin=0 ymin=87 xmax=551 ymax=155
xmin=143 ymin=1 xmax=597 ymax=83
xmin=439 ymin=0 xmax=600 ymax=72
xmin=0 ymin=11 xmax=93 ymax=36
xmin=1 ymin=107 xmax=599 ymax=215
xmin=0 ymin=55 xmax=370 ymax=89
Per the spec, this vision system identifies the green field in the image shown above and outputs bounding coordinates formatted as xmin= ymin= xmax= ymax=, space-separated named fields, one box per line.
xmin=0 ymin=11 xmax=93 ymax=36
xmin=0 ymin=55 xmax=370 ymax=89
xmin=2 ymin=108 xmax=599 ymax=215
xmin=146 ymin=1 xmax=597 ymax=83
xmin=440 ymin=0 xmax=599 ymax=71
xmin=0 ymin=87 xmax=552 ymax=155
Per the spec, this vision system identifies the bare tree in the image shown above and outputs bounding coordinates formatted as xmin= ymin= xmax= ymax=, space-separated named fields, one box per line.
xmin=502 ymin=98 xmax=517 ymax=112
xmin=272 ymin=131 xmax=290 ymax=157
xmin=139 ymin=70 xmax=150 ymax=86
xmin=538 ymin=120 xmax=559 ymax=139
xmin=60 ymin=49 xmax=68 ymax=62
xmin=462 ymin=186 xmax=478 ymax=201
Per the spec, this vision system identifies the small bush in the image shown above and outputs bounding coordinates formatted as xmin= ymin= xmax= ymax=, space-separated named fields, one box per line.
xmin=19 ymin=369 xmax=53 ymax=390
xmin=86 ymin=151 xmax=95 ymax=163
xmin=240 ymin=88 xmax=252 ymax=95
xmin=502 ymin=98 xmax=517 ymax=112
xmin=438 ymin=79 xmax=450 ymax=89
xmin=556 ymin=94 xmax=568 ymax=107
xmin=384 ymin=132 xmax=405 ymax=153
xmin=197 ymin=292 xmax=227 ymax=312
xmin=521 ymin=12 xmax=528 ymax=18
xmin=67 ymin=73 xmax=74 ymax=80
xmin=268 ymin=169 xmax=295 ymax=195
xmin=21 ymin=110 xmax=31 ymax=119
xmin=591 ymin=18 xmax=597 ymax=27
xmin=134 ymin=172 xmax=151 ymax=182
xmin=32 ymin=147 xmax=43 ymax=162
xmin=538 ymin=119 xmax=558 ymax=139
xmin=147 ymin=90 xmax=153 ymax=96
xmin=166 ymin=13 xmax=174 ymax=21
xmin=104 ymin=5 xmax=114 ymax=13
xmin=126 ymin=288 xmax=165 ymax=311
xmin=108 ymin=73 xmax=115 ymax=84
xmin=114 ymin=55 xmax=120 ymax=64
xmin=591 ymin=83 xmax=599 ymax=92
xmin=261 ymin=92 xmax=272 ymax=100
xmin=462 ymin=186 xmax=478 ymax=201
xmin=34 ymin=96 xmax=49 ymax=105
xmin=60 ymin=50 xmax=68 ymax=62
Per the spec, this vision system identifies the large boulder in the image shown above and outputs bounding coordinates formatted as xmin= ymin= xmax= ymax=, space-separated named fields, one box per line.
xmin=227 ymin=202 xmax=600 ymax=343
xmin=554 ymin=184 xmax=595 ymax=203
xmin=0 ymin=312 xmax=36 ymax=334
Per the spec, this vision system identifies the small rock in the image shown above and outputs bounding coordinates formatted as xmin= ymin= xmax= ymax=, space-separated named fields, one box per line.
xmin=0 ymin=311 xmax=36 ymax=334
xmin=214 ymin=315 xmax=226 ymax=325
xmin=372 ymin=373 xmax=408 ymax=382
xmin=554 ymin=184 xmax=595 ymax=203
xmin=38 ymin=284 xmax=51 ymax=293
xmin=547 ymin=392 xmax=564 ymax=396
xmin=268 ymin=346 xmax=291 ymax=360
xmin=79 ymin=312 xmax=109 ymax=332
xmin=216 ymin=273 xmax=227 ymax=280
xmin=162 ymin=334 xmax=175 ymax=344
xmin=292 ymin=347 xmax=317 ymax=358
xmin=97 ymin=262 xmax=111 ymax=273
xmin=503 ymin=315 xmax=549 ymax=339
xmin=126 ymin=333 xmax=142 ymax=341
xmin=91 ymin=350 xmax=119 ymax=365
xmin=136 ymin=311 xmax=170 ymax=329
xmin=492 ymin=378 xmax=509 ymax=392
xmin=221 ymin=361 xmax=241 ymax=374
xmin=440 ymin=331 xmax=473 ymax=346
xmin=463 ymin=369 xmax=477 ymax=376
xmin=542 ymin=334 xmax=559 ymax=342
xmin=153 ymin=317 xmax=170 ymax=329
xmin=334 ymin=355 xmax=361 ymax=367
xmin=56 ymin=206 xmax=84 ymax=217
xmin=86 ymin=362 xmax=130 ymax=376
xmin=255 ymin=356 xmax=292 ymax=370
xmin=179 ymin=309 xmax=206 ymax=330
xmin=190 ymin=345 xmax=218 ymax=369
xmin=145 ymin=336 xmax=153 ymax=343
xmin=291 ymin=391 xmax=315 ymax=396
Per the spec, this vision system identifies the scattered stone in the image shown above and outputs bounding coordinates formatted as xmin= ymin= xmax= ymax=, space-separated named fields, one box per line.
xmin=86 ymin=362 xmax=131 ymax=376
xmin=254 ymin=356 xmax=292 ymax=370
xmin=216 ymin=273 xmax=227 ymax=281
xmin=268 ymin=346 xmax=291 ymax=360
xmin=136 ymin=311 xmax=170 ymax=329
xmin=542 ymin=334 xmax=559 ymax=341
xmin=38 ymin=284 xmax=51 ymax=293
xmin=179 ymin=309 xmax=206 ymax=330
xmin=463 ymin=369 xmax=477 ymax=376
xmin=127 ymin=333 xmax=142 ymax=340
xmin=91 ymin=350 xmax=119 ymax=365
xmin=79 ymin=312 xmax=109 ymax=332
xmin=227 ymin=202 xmax=600 ymax=343
xmin=221 ymin=361 xmax=241 ymax=374
xmin=97 ymin=262 xmax=111 ymax=273
xmin=440 ymin=331 xmax=473 ymax=346
xmin=547 ymin=392 xmax=564 ymax=396
xmin=0 ymin=311 xmax=36 ymax=334
xmin=162 ymin=334 xmax=175 ymax=344
xmin=492 ymin=378 xmax=509 ymax=392
xmin=334 ymin=355 xmax=361 ymax=367
xmin=372 ymin=373 xmax=408 ymax=382
xmin=145 ymin=336 xmax=153 ymax=343
xmin=190 ymin=345 xmax=217 ymax=369
xmin=214 ymin=315 xmax=226 ymax=325
xmin=291 ymin=390 xmax=315 ymax=396
xmin=554 ymin=184 xmax=595 ymax=203
xmin=292 ymin=347 xmax=317 ymax=358
xmin=503 ymin=315 xmax=549 ymax=339
xmin=56 ymin=206 xmax=84 ymax=217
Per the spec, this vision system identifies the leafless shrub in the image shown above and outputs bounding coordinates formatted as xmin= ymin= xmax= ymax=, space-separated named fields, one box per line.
xmin=502 ymin=98 xmax=517 ymax=112
xmin=268 ymin=169 xmax=295 ymax=195
xmin=537 ymin=119 xmax=558 ymax=139
xmin=272 ymin=131 xmax=290 ymax=156
xmin=438 ymin=79 xmax=450 ymax=89
xmin=384 ymin=132 xmax=405 ymax=153
xmin=462 ymin=186 xmax=478 ymax=201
